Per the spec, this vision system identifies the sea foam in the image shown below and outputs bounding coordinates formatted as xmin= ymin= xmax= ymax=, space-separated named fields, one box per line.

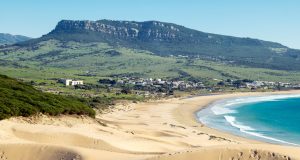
xmin=198 ymin=94 xmax=300 ymax=146
xmin=223 ymin=115 xmax=300 ymax=146
xmin=211 ymin=94 xmax=300 ymax=115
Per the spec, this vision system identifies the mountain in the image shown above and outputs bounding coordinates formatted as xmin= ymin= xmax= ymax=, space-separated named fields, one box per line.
xmin=0 ymin=74 xmax=95 ymax=119
xmin=0 ymin=33 xmax=31 ymax=45
xmin=18 ymin=20 xmax=300 ymax=71
xmin=1 ymin=20 xmax=300 ymax=83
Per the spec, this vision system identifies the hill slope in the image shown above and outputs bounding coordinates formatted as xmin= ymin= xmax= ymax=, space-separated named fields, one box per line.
xmin=0 ymin=33 xmax=31 ymax=45
xmin=1 ymin=20 xmax=300 ymax=83
xmin=1 ymin=40 xmax=300 ymax=84
xmin=0 ymin=74 xmax=95 ymax=119
xmin=19 ymin=19 xmax=300 ymax=71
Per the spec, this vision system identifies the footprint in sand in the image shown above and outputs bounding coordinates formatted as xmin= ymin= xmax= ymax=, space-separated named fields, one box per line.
xmin=0 ymin=151 xmax=7 ymax=160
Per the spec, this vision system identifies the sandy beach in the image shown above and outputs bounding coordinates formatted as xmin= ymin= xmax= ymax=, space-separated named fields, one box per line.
xmin=1 ymin=91 xmax=300 ymax=160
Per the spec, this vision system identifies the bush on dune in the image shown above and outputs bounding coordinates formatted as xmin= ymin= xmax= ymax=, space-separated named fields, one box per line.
xmin=0 ymin=74 xmax=95 ymax=120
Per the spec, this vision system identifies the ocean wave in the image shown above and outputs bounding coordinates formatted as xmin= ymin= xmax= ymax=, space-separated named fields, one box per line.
xmin=211 ymin=105 xmax=237 ymax=115
xmin=224 ymin=116 xmax=255 ymax=131
xmin=224 ymin=115 xmax=300 ymax=146
xmin=198 ymin=94 xmax=300 ymax=146
xmin=211 ymin=94 xmax=300 ymax=115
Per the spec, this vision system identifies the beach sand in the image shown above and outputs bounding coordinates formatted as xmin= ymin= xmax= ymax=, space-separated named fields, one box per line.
xmin=1 ymin=91 xmax=300 ymax=160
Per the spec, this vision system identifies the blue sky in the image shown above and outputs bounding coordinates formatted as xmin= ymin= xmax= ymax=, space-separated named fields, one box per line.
xmin=1 ymin=0 xmax=299 ymax=48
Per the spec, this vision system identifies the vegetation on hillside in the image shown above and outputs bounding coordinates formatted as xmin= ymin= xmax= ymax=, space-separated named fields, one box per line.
xmin=1 ymin=40 xmax=300 ymax=84
xmin=0 ymin=74 xmax=95 ymax=120
xmin=1 ymin=19 xmax=300 ymax=84
xmin=19 ymin=19 xmax=300 ymax=71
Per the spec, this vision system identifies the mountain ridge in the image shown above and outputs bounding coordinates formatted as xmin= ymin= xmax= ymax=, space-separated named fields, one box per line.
xmin=0 ymin=33 xmax=31 ymax=45
xmin=49 ymin=19 xmax=286 ymax=48
xmin=14 ymin=19 xmax=300 ymax=71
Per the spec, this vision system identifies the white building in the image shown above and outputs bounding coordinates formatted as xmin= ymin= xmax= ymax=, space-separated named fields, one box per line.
xmin=70 ymin=80 xmax=83 ymax=86
xmin=59 ymin=79 xmax=83 ymax=86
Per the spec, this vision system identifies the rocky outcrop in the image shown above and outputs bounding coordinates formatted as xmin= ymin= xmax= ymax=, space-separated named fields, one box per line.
xmin=50 ymin=20 xmax=182 ymax=41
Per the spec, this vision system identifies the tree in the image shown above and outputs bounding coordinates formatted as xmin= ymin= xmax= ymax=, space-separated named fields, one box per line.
xmin=217 ymin=81 xmax=225 ymax=86
xmin=121 ymin=87 xmax=131 ymax=94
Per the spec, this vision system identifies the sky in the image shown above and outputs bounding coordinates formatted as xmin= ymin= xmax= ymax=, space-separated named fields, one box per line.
xmin=0 ymin=0 xmax=299 ymax=49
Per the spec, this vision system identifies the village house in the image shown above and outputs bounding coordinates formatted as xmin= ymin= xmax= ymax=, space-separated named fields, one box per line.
xmin=99 ymin=76 xmax=208 ymax=94
xmin=59 ymin=79 xmax=84 ymax=86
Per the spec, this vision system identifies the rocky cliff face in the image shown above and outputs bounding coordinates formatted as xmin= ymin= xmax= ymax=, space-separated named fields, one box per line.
xmin=50 ymin=20 xmax=186 ymax=41
xmin=49 ymin=20 xmax=287 ymax=47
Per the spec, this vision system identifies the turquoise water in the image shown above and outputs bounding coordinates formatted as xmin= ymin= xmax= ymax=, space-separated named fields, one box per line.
xmin=197 ymin=95 xmax=300 ymax=146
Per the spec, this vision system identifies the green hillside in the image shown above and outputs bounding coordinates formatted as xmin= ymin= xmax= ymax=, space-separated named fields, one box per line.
xmin=1 ymin=40 xmax=300 ymax=83
xmin=1 ymin=20 xmax=300 ymax=84
xmin=0 ymin=74 xmax=95 ymax=120
xmin=18 ymin=19 xmax=300 ymax=71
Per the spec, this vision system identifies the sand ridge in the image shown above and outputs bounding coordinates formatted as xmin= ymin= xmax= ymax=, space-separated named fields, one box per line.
xmin=0 ymin=91 xmax=300 ymax=159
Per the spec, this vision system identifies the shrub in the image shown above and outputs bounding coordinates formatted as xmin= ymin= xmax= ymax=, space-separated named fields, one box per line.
xmin=0 ymin=74 xmax=95 ymax=120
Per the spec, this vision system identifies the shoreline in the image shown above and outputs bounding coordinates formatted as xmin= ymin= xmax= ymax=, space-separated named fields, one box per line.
xmin=195 ymin=93 xmax=300 ymax=147
xmin=170 ymin=90 xmax=300 ymax=159
xmin=205 ymin=91 xmax=300 ymax=141
xmin=1 ymin=90 xmax=300 ymax=159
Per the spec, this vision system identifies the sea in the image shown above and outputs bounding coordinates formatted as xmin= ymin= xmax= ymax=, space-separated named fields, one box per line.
xmin=196 ymin=94 xmax=300 ymax=146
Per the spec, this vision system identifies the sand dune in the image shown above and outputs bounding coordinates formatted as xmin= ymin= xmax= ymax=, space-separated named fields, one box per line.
xmin=149 ymin=145 xmax=294 ymax=160
xmin=0 ymin=143 xmax=81 ymax=160
xmin=1 ymin=91 xmax=300 ymax=160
